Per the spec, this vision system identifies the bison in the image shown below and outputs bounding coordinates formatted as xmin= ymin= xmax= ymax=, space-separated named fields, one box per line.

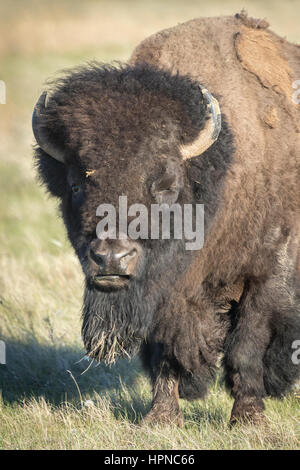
xmin=32 ymin=12 xmax=300 ymax=426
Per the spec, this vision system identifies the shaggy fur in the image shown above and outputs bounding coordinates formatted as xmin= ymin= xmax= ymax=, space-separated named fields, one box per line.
xmin=34 ymin=12 xmax=300 ymax=426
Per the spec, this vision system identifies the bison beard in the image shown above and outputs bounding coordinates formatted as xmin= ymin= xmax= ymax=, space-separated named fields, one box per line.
xmin=82 ymin=280 xmax=155 ymax=364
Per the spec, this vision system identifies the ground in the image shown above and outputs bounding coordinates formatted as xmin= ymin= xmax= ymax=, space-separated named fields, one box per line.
xmin=0 ymin=0 xmax=299 ymax=450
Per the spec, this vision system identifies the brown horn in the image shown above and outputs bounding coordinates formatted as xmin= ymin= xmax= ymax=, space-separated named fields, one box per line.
xmin=32 ymin=92 xmax=65 ymax=164
xmin=180 ymin=86 xmax=221 ymax=160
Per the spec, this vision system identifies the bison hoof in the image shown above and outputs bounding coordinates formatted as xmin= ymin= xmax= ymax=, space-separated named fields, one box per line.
xmin=229 ymin=397 xmax=265 ymax=427
xmin=142 ymin=407 xmax=184 ymax=427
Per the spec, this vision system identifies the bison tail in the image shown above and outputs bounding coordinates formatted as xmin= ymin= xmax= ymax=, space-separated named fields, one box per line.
xmin=263 ymin=310 xmax=300 ymax=397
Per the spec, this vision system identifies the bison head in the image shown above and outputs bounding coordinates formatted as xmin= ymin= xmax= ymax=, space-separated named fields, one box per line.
xmin=33 ymin=63 xmax=222 ymax=362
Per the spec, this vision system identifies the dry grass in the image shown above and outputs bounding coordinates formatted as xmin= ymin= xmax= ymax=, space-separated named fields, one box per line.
xmin=0 ymin=0 xmax=299 ymax=450
xmin=1 ymin=392 xmax=299 ymax=450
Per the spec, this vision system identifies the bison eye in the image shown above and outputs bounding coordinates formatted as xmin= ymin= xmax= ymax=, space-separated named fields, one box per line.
xmin=70 ymin=182 xmax=84 ymax=210
xmin=71 ymin=184 xmax=81 ymax=194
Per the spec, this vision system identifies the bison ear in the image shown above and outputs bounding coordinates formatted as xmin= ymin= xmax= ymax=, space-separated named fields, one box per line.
xmin=151 ymin=160 xmax=183 ymax=204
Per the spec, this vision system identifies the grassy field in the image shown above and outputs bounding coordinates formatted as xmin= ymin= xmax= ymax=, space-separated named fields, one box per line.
xmin=0 ymin=0 xmax=299 ymax=450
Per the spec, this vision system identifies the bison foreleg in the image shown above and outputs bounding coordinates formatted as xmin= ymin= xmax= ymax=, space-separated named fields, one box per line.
xmin=142 ymin=358 xmax=183 ymax=427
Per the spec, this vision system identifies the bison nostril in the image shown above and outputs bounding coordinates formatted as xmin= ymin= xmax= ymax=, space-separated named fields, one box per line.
xmin=90 ymin=248 xmax=105 ymax=267
xmin=119 ymin=249 xmax=137 ymax=269
xmin=121 ymin=249 xmax=137 ymax=259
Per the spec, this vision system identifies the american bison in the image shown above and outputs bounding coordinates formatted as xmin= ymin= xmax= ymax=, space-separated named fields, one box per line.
xmin=33 ymin=12 xmax=300 ymax=426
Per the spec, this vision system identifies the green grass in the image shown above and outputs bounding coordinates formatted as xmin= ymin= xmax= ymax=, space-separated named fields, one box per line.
xmin=0 ymin=0 xmax=299 ymax=450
